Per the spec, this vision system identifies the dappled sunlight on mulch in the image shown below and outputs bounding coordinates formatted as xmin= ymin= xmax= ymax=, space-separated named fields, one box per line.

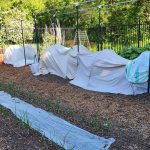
xmin=0 ymin=64 xmax=150 ymax=150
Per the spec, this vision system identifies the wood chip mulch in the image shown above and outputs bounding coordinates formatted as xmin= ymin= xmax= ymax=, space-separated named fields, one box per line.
xmin=0 ymin=64 xmax=150 ymax=150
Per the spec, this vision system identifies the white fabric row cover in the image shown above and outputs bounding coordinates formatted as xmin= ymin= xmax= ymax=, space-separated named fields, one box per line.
xmin=126 ymin=51 xmax=150 ymax=83
xmin=0 ymin=91 xmax=115 ymax=150
xmin=4 ymin=45 xmax=37 ymax=67
xmin=70 ymin=50 xmax=148 ymax=95
xmin=38 ymin=44 xmax=91 ymax=79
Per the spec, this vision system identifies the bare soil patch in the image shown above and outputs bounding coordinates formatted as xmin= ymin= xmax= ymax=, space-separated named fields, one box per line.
xmin=0 ymin=64 xmax=150 ymax=150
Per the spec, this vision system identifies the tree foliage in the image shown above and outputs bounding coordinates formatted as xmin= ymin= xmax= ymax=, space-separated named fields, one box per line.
xmin=0 ymin=0 xmax=149 ymax=28
xmin=0 ymin=0 xmax=149 ymax=52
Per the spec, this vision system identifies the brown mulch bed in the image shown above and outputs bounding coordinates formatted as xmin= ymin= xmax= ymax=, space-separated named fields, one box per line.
xmin=0 ymin=64 xmax=150 ymax=150
xmin=0 ymin=106 xmax=60 ymax=150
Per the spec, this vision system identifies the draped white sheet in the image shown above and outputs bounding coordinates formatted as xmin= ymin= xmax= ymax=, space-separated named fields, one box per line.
xmin=38 ymin=44 xmax=91 ymax=79
xmin=70 ymin=50 xmax=148 ymax=95
xmin=4 ymin=45 xmax=37 ymax=67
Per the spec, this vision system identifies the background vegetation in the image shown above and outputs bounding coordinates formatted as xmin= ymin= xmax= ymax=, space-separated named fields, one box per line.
xmin=0 ymin=0 xmax=150 ymax=59
xmin=0 ymin=0 xmax=149 ymax=27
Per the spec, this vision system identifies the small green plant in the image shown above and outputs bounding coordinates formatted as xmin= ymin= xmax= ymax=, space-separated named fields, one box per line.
xmin=59 ymin=128 xmax=75 ymax=150
xmin=53 ymin=99 xmax=61 ymax=113
xmin=20 ymin=111 xmax=31 ymax=129
xmin=90 ymin=113 xmax=101 ymax=129
xmin=101 ymin=118 xmax=112 ymax=131
xmin=90 ymin=113 xmax=112 ymax=131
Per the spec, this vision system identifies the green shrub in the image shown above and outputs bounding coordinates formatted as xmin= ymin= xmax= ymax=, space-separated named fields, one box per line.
xmin=145 ymin=43 xmax=150 ymax=50
xmin=118 ymin=43 xmax=150 ymax=60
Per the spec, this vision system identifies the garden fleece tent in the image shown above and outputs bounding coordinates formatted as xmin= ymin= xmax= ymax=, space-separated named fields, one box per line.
xmin=4 ymin=45 xmax=37 ymax=67
xmin=70 ymin=50 xmax=149 ymax=95
xmin=38 ymin=44 xmax=91 ymax=79
xmin=126 ymin=51 xmax=150 ymax=84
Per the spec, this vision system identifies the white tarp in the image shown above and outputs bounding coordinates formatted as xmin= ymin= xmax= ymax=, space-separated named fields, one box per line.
xmin=126 ymin=51 xmax=150 ymax=83
xmin=0 ymin=91 xmax=115 ymax=150
xmin=38 ymin=44 xmax=90 ymax=79
xmin=70 ymin=50 xmax=148 ymax=95
xmin=4 ymin=45 xmax=37 ymax=67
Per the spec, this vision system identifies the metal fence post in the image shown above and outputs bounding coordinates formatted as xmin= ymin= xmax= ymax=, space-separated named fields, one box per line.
xmin=98 ymin=6 xmax=103 ymax=51
xmin=76 ymin=2 xmax=79 ymax=53
xmin=53 ymin=14 xmax=57 ymax=44
xmin=20 ymin=20 xmax=26 ymax=65
xmin=33 ymin=13 xmax=40 ymax=62
xmin=98 ymin=7 xmax=100 ymax=51
xmin=138 ymin=17 xmax=141 ymax=48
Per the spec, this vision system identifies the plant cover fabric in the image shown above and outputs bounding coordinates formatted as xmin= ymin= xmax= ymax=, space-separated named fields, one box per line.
xmin=4 ymin=45 xmax=37 ymax=67
xmin=38 ymin=44 xmax=91 ymax=79
xmin=126 ymin=51 xmax=150 ymax=83
xmin=0 ymin=91 xmax=115 ymax=150
xmin=70 ymin=50 xmax=148 ymax=95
